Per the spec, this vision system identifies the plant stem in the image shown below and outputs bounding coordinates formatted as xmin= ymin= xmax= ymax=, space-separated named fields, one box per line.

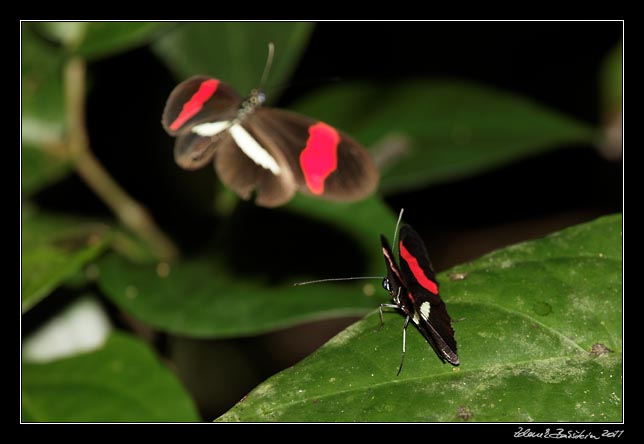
xmin=64 ymin=56 xmax=179 ymax=262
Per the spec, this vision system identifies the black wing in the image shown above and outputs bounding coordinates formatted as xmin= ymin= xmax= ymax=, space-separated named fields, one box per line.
xmin=398 ymin=225 xmax=459 ymax=365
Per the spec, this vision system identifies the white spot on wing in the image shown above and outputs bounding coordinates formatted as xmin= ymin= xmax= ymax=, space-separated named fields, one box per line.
xmin=229 ymin=124 xmax=281 ymax=175
xmin=420 ymin=301 xmax=431 ymax=320
xmin=191 ymin=121 xmax=231 ymax=137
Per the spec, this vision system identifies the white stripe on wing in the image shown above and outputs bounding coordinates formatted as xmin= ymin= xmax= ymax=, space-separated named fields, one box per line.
xmin=191 ymin=121 xmax=231 ymax=137
xmin=229 ymin=124 xmax=281 ymax=175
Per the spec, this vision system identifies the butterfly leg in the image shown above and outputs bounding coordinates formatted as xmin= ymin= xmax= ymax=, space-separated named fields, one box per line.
xmin=396 ymin=315 xmax=411 ymax=376
xmin=378 ymin=304 xmax=399 ymax=332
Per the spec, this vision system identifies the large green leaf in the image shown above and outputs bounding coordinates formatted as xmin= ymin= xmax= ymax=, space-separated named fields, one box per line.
xmin=98 ymin=196 xmax=396 ymax=337
xmin=291 ymin=80 xmax=599 ymax=194
xmin=152 ymin=22 xmax=314 ymax=97
xmin=22 ymin=208 xmax=112 ymax=312
xmin=217 ymin=214 xmax=622 ymax=422
xmin=22 ymin=331 xmax=200 ymax=422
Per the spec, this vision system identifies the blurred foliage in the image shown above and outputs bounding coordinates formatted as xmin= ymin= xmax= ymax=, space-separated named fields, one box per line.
xmin=97 ymin=196 xmax=395 ymax=337
xmin=600 ymin=41 xmax=622 ymax=112
xmin=152 ymin=22 xmax=313 ymax=96
xmin=292 ymin=81 xmax=598 ymax=193
xmin=22 ymin=332 xmax=200 ymax=422
xmin=598 ymin=41 xmax=622 ymax=160
xmin=22 ymin=25 xmax=71 ymax=201
xmin=22 ymin=25 xmax=66 ymax=145
xmin=34 ymin=22 xmax=172 ymax=60
xmin=22 ymin=295 xmax=112 ymax=363
xmin=21 ymin=22 xmax=621 ymax=422
xmin=22 ymin=142 xmax=71 ymax=196
xmin=218 ymin=215 xmax=622 ymax=422
xmin=22 ymin=207 xmax=112 ymax=312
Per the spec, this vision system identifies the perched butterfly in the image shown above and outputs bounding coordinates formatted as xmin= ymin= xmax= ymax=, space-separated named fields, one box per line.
xmin=380 ymin=220 xmax=459 ymax=375
xmin=161 ymin=45 xmax=379 ymax=207
xmin=295 ymin=209 xmax=459 ymax=375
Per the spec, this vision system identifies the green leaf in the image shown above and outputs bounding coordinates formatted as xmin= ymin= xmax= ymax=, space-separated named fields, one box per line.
xmin=98 ymin=253 xmax=376 ymax=338
xmin=74 ymin=22 xmax=172 ymax=60
xmin=291 ymin=80 xmax=599 ymax=194
xmin=22 ymin=331 xmax=200 ymax=422
xmin=34 ymin=22 xmax=171 ymax=60
xmin=217 ymin=214 xmax=622 ymax=422
xmin=152 ymin=22 xmax=314 ymax=97
xmin=22 ymin=208 xmax=112 ymax=312
xmin=98 ymin=196 xmax=396 ymax=337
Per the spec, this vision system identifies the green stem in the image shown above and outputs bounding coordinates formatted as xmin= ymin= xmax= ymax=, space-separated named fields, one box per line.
xmin=64 ymin=57 xmax=179 ymax=262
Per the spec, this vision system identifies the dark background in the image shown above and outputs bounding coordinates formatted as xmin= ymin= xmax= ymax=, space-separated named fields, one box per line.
xmin=30 ymin=21 xmax=623 ymax=420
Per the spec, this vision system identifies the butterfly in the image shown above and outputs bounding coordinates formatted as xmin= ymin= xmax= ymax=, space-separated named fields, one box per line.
xmin=294 ymin=209 xmax=459 ymax=375
xmin=162 ymin=59 xmax=379 ymax=207
xmin=379 ymin=220 xmax=459 ymax=375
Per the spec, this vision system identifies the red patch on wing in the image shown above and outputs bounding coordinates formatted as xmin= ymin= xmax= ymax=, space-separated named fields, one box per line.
xmin=170 ymin=79 xmax=219 ymax=131
xmin=299 ymin=122 xmax=339 ymax=195
xmin=400 ymin=243 xmax=439 ymax=295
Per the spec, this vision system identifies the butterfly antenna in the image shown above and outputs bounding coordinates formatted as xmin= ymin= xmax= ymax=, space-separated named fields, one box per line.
xmin=392 ymin=208 xmax=405 ymax=253
xmin=259 ymin=42 xmax=275 ymax=91
xmin=294 ymin=276 xmax=383 ymax=286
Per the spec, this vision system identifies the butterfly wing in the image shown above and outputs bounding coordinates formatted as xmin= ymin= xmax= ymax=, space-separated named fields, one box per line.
xmin=162 ymin=76 xmax=241 ymax=134
xmin=398 ymin=225 xmax=459 ymax=365
xmin=162 ymin=76 xmax=241 ymax=170
xmin=245 ymin=108 xmax=379 ymax=201
xmin=214 ymin=121 xmax=298 ymax=208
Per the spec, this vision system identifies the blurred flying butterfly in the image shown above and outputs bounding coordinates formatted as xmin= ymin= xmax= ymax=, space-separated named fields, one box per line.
xmin=161 ymin=43 xmax=379 ymax=207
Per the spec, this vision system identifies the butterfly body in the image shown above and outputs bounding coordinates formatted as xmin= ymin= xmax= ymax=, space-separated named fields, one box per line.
xmin=162 ymin=76 xmax=378 ymax=207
